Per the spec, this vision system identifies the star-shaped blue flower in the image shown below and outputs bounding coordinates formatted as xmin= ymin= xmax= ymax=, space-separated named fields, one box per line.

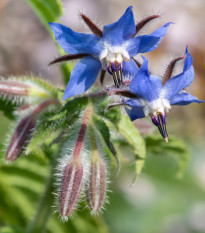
xmin=109 ymin=47 xmax=204 ymax=141
xmin=49 ymin=6 xmax=172 ymax=100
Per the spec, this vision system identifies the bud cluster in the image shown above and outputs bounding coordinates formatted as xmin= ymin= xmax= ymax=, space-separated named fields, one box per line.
xmin=1 ymin=76 xmax=60 ymax=162
xmin=57 ymin=106 xmax=108 ymax=220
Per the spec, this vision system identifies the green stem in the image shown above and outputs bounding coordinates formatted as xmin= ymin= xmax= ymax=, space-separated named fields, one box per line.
xmin=26 ymin=153 xmax=57 ymax=233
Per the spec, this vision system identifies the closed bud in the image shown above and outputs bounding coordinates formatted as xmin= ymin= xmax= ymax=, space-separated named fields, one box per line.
xmin=0 ymin=76 xmax=57 ymax=104
xmin=6 ymin=115 xmax=36 ymax=162
xmin=59 ymin=160 xmax=83 ymax=220
xmin=0 ymin=80 xmax=30 ymax=97
xmin=85 ymin=158 xmax=106 ymax=214
xmin=6 ymin=99 xmax=59 ymax=161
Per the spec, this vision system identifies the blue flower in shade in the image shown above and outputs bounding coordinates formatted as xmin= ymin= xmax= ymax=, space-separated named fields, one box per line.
xmin=49 ymin=6 xmax=172 ymax=100
xmin=110 ymin=47 xmax=204 ymax=141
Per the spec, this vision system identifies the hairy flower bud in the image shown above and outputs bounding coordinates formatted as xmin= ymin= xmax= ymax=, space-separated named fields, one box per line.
xmin=85 ymin=158 xmax=106 ymax=214
xmin=6 ymin=115 xmax=36 ymax=162
xmin=58 ymin=106 xmax=93 ymax=220
xmin=6 ymin=99 xmax=59 ymax=161
xmin=0 ymin=77 xmax=58 ymax=104
xmin=0 ymin=81 xmax=30 ymax=96
xmin=59 ymin=160 xmax=83 ymax=220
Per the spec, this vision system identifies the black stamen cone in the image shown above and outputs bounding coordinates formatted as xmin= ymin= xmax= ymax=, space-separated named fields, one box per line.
xmin=157 ymin=114 xmax=168 ymax=142
xmin=110 ymin=63 xmax=123 ymax=88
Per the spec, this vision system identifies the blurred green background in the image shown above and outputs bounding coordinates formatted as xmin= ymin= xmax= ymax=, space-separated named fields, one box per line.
xmin=0 ymin=0 xmax=205 ymax=232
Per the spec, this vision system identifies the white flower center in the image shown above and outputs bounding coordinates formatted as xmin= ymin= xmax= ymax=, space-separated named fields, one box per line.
xmin=99 ymin=45 xmax=130 ymax=67
xmin=142 ymin=98 xmax=171 ymax=117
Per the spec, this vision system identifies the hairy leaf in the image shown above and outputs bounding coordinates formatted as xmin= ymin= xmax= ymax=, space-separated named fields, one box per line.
xmin=117 ymin=115 xmax=146 ymax=181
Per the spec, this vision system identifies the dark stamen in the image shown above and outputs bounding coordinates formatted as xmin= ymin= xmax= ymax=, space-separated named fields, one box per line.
xmin=110 ymin=63 xmax=123 ymax=88
xmin=157 ymin=114 xmax=168 ymax=141
xmin=162 ymin=56 xmax=185 ymax=85
xmin=112 ymin=70 xmax=119 ymax=87
xmin=100 ymin=70 xmax=106 ymax=85
xmin=133 ymin=15 xmax=160 ymax=37
xmin=49 ymin=54 xmax=88 ymax=65
xmin=80 ymin=13 xmax=103 ymax=37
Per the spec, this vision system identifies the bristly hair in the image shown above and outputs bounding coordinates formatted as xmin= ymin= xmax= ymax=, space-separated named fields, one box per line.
xmin=162 ymin=56 xmax=185 ymax=85
xmin=49 ymin=54 xmax=88 ymax=66
xmin=80 ymin=13 xmax=103 ymax=37
xmin=133 ymin=14 xmax=161 ymax=37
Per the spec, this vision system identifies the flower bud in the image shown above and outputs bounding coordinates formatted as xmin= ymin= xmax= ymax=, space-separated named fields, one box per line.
xmin=85 ymin=158 xmax=106 ymax=214
xmin=6 ymin=99 xmax=59 ymax=161
xmin=6 ymin=115 xmax=36 ymax=162
xmin=58 ymin=106 xmax=93 ymax=220
xmin=0 ymin=77 xmax=57 ymax=104
xmin=0 ymin=81 xmax=30 ymax=97
xmin=59 ymin=160 xmax=83 ymax=220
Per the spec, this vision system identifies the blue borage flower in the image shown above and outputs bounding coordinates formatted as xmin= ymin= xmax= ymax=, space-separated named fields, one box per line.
xmin=49 ymin=6 xmax=172 ymax=100
xmin=108 ymin=47 xmax=204 ymax=142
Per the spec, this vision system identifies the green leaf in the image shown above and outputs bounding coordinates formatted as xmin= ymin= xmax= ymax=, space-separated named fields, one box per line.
xmin=25 ymin=0 xmax=63 ymax=31
xmin=117 ymin=115 xmax=146 ymax=181
xmin=145 ymin=135 xmax=189 ymax=178
xmin=26 ymin=97 xmax=89 ymax=152
xmin=0 ymin=226 xmax=24 ymax=233
xmin=0 ymin=98 xmax=16 ymax=120
xmin=93 ymin=115 xmax=119 ymax=166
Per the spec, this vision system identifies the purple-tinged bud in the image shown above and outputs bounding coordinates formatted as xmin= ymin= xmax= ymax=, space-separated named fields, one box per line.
xmin=59 ymin=160 xmax=83 ymax=220
xmin=6 ymin=115 xmax=36 ymax=162
xmin=58 ymin=106 xmax=93 ymax=220
xmin=0 ymin=81 xmax=30 ymax=96
xmin=0 ymin=77 xmax=58 ymax=104
xmin=6 ymin=99 xmax=59 ymax=161
xmin=85 ymin=159 xmax=106 ymax=214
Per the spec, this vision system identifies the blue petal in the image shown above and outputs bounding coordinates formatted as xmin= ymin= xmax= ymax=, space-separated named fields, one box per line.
xmin=102 ymin=6 xmax=135 ymax=45
xmin=63 ymin=56 xmax=102 ymax=100
xmin=126 ymin=22 xmax=172 ymax=57
xmin=129 ymin=56 xmax=162 ymax=102
xmin=162 ymin=48 xmax=194 ymax=100
xmin=125 ymin=99 xmax=143 ymax=108
xmin=49 ymin=23 xmax=103 ymax=56
xmin=126 ymin=107 xmax=145 ymax=121
xmin=122 ymin=59 xmax=138 ymax=78
xmin=170 ymin=92 xmax=205 ymax=105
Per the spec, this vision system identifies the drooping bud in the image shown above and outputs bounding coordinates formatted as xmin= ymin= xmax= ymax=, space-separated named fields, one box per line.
xmin=58 ymin=106 xmax=93 ymax=219
xmin=85 ymin=125 xmax=107 ymax=213
xmin=6 ymin=115 xmax=36 ymax=162
xmin=0 ymin=81 xmax=30 ymax=96
xmin=85 ymin=158 xmax=106 ymax=214
xmin=59 ymin=160 xmax=83 ymax=220
xmin=6 ymin=99 xmax=59 ymax=161
xmin=0 ymin=77 xmax=58 ymax=104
